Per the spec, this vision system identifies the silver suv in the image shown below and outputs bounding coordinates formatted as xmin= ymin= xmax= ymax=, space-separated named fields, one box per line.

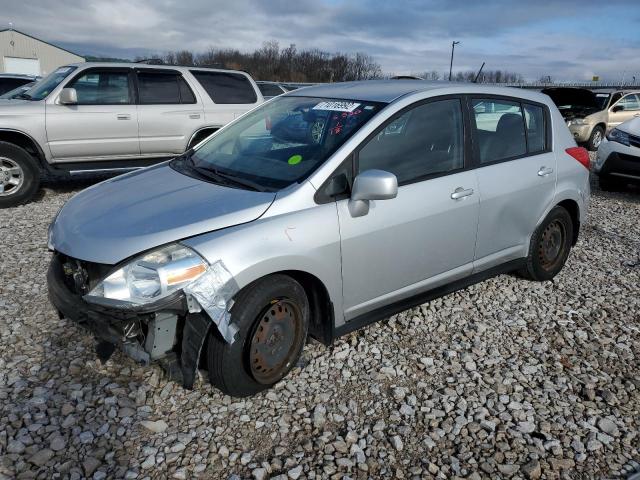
xmin=47 ymin=81 xmax=590 ymax=396
xmin=0 ymin=62 xmax=263 ymax=207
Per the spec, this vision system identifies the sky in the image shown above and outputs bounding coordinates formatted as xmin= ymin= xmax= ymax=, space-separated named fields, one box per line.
xmin=5 ymin=0 xmax=640 ymax=82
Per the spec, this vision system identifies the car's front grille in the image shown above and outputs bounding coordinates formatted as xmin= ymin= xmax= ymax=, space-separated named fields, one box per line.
xmin=54 ymin=253 xmax=113 ymax=295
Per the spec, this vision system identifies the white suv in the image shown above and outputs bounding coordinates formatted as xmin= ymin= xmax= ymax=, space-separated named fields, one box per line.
xmin=0 ymin=62 xmax=264 ymax=207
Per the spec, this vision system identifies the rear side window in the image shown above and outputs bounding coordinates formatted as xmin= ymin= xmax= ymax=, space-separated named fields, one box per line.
xmin=524 ymin=104 xmax=546 ymax=153
xmin=190 ymin=71 xmax=257 ymax=104
xmin=472 ymin=99 xmax=526 ymax=164
xmin=358 ymin=99 xmax=464 ymax=184
xmin=258 ymin=83 xmax=284 ymax=97
xmin=68 ymin=70 xmax=130 ymax=105
xmin=137 ymin=72 xmax=196 ymax=104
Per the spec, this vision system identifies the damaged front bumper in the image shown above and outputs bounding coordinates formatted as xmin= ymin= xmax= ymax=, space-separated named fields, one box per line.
xmin=47 ymin=253 xmax=214 ymax=388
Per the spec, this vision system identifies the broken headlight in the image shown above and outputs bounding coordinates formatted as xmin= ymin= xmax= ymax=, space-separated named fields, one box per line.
xmin=85 ymin=244 xmax=207 ymax=306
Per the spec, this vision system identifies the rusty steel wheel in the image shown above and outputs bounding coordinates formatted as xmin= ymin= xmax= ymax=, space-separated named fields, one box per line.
xmin=249 ymin=298 xmax=305 ymax=385
xmin=537 ymin=219 xmax=566 ymax=272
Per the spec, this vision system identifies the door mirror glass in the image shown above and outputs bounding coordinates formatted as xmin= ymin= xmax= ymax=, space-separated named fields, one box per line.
xmin=58 ymin=87 xmax=77 ymax=105
xmin=612 ymin=104 xmax=624 ymax=113
xmin=351 ymin=169 xmax=398 ymax=201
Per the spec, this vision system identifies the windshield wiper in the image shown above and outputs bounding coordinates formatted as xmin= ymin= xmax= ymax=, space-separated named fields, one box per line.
xmin=16 ymin=92 xmax=32 ymax=100
xmin=192 ymin=164 xmax=267 ymax=192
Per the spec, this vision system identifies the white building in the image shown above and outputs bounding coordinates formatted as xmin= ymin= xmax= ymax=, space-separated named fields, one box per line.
xmin=0 ymin=29 xmax=84 ymax=76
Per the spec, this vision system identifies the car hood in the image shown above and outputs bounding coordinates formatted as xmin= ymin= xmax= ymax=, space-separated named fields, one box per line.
xmin=542 ymin=88 xmax=603 ymax=120
xmin=50 ymin=164 xmax=276 ymax=265
xmin=617 ymin=117 xmax=640 ymax=136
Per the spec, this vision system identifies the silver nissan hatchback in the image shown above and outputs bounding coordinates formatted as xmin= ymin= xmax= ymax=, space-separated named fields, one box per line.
xmin=48 ymin=81 xmax=590 ymax=397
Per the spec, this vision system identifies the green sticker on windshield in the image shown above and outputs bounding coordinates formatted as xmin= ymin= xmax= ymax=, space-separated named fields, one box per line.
xmin=288 ymin=154 xmax=302 ymax=165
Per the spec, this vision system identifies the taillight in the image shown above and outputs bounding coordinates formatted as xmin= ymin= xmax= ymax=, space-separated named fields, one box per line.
xmin=566 ymin=147 xmax=590 ymax=170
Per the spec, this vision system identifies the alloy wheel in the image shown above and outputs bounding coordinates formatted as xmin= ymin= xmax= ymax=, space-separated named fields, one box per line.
xmin=0 ymin=157 xmax=24 ymax=196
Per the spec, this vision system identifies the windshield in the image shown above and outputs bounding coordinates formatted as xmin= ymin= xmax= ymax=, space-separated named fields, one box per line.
xmin=178 ymin=96 xmax=384 ymax=190
xmin=26 ymin=66 xmax=77 ymax=101
xmin=595 ymin=93 xmax=611 ymax=110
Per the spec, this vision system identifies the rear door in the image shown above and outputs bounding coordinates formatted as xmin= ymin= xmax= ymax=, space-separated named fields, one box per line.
xmin=135 ymin=69 xmax=204 ymax=156
xmin=45 ymin=67 xmax=139 ymax=161
xmin=189 ymin=70 xmax=262 ymax=127
xmin=471 ymin=97 xmax=556 ymax=271
xmin=608 ymin=93 xmax=640 ymax=128
xmin=337 ymin=97 xmax=480 ymax=320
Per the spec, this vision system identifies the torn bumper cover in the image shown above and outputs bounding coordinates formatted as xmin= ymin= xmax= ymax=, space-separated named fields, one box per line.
xmin=47 ymin=253 xmax=239 ymax=388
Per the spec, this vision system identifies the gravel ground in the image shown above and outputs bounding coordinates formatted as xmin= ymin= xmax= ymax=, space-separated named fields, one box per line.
xmin=1 ymin=160 xmax=639 ymax=480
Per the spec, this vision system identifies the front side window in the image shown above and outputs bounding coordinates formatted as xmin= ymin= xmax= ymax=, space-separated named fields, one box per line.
xmin=173 ymin=96 xmax=383 ymax=190
xmin=258 ymin=83 xmax=285 ymax=97
xmin=190 ymin=71 xmax=257 ymax=104
xmin=358 ymin=99 xmax=464 ymax=184
xmin=616 ymin=94 xmax=640 ymax=111
xmin=27 ymin=66 xmax=77 ymax=101
xmin=68 ymin=70 xmax=130 ymax=105
xmin=473 ymin=99 xmax=526 ymax=163
xmin=137 ymin=72 xmax=196 ymax=104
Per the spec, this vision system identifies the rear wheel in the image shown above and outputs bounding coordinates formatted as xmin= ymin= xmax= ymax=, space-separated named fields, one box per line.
xmin=0 ymin=142 xmax=40 ymax=208
xmin=587 ymin=126 xmax=604 ymax=151
xmin=520 ymin=206 xmax=573 ymax=281
xmin=206 ymin=274 xmax=309 ymax=397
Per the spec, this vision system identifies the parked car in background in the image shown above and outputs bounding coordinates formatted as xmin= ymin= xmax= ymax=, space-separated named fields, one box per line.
xmin=47 ymin=81 xmax=589 ymax=396
xmin=0 ymin=80 xmax=37 ymax=99
xmin=594 ymin=117 xmax=640 ymax=190
xmin=0 ymin=62 xmax=263 ymax=207
xmin=542 ymin=87 xmax=640 ymax=150
xmin=0 ymin=73 xmax=39 ymax=95
xmin=256 ymin=81 xmax=288 ymax=99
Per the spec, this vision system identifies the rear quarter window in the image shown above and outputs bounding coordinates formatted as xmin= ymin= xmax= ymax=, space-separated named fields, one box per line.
xmin=190 ymin=71 xmax=257 ymax=104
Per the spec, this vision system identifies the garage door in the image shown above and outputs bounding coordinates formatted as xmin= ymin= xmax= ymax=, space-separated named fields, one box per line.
xmin=3 ymin=57 xmax=41 ymax=75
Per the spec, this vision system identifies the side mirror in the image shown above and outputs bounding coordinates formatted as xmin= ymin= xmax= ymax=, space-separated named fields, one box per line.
xmin=348 ymin=169 xmax=398 ymax=217
xmin=59 ymin=87 xmax=78 ymax=105
xmin=612 ymin=104 xmax=624 ymax=113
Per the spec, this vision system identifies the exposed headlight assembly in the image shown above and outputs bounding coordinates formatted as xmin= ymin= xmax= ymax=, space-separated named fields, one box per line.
xmin=568 ymin=118 xmax=587 ymax=126
xmin=607 ymin=128 xmax=630 ymax=146
xmin=86 ymin=244 xmax=207 ymax=306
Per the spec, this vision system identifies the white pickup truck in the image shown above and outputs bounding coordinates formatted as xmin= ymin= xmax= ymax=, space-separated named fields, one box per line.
xmin=0 ymin=62 xmax=264 ymax=207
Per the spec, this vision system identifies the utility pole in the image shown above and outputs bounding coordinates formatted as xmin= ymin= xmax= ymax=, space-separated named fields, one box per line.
xmin=449 ymin=41 xmax=460 ymax=81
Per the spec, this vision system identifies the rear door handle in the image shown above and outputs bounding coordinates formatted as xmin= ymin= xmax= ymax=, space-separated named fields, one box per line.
xmin=189 ymin=113 xmax=201 ymax=119
xmin=538 ymin=167 xmax=554 ymax=177
xmin=451 ymin=187 xmax=474 ymax=200
xmin=117 ymin=114 xmax=131 ymax=120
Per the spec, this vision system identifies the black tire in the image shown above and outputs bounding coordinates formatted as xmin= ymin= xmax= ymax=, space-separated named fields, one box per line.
xmin=519 ymin=206 xmax=574 ymax=281
xmin=598 ymin=174 xmax=624 ymax=192
xmin=207 ymin=274 xmax=309 ymax=397
xmin=587 ymin=126 xmax=604 ymax=151
xmin=0 ymin=141 xmax=41 ymax=208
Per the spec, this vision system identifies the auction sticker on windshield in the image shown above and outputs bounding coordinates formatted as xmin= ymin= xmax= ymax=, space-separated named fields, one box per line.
xmin=313 ymin=101 xmax=361 ymax=112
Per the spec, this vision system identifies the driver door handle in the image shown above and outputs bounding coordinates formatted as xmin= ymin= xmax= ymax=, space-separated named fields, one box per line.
xmin=451 ymin=187 xmax=474 ymax=200
xmin=538 ymin=166 xmax=554 ymax=177
xmin=117 ymin=114 xmax=131 ymax=120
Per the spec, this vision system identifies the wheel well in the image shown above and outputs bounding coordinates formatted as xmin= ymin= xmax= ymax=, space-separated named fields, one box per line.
xmin=557 ymin=199 xmax=580 ymax=245
xmin=188 ymin=128 xmax=218 ymax=149
xmin=593 ymin=123 xmax=606 ymax=134
xmin=277 ymin=270 xmax=334 ymax=345
xmin=0 ymin=130 xmax=46 ymax=169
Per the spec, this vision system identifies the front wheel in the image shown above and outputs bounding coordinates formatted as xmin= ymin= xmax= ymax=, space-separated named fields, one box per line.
xmin=206 ymin=274 xmax=309 ymax=397
xmin=587 ymin=126 xmax=604 ymax=151
xmin=519 ymin=206 xmax=574 ymax=281
xmin=0 ymin=142 xmax=41 ymax=208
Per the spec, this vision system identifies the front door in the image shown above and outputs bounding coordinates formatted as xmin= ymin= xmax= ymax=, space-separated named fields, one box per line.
xmin=46 ymin=68 xmax=139 ymax=162
xmin=338 ymin=97 xmax=479 ymax=320
xmin=608 ymin=93 xmax=640 ymax=129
